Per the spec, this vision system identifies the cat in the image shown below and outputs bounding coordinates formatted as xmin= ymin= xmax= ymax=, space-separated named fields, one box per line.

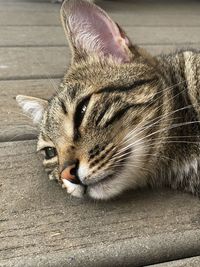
xmin=16 ymin=0 xmax=200 ymax=200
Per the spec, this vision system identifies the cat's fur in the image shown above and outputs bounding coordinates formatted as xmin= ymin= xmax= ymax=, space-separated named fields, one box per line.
xmin=16 ymin=0 xmax=200 ymax=200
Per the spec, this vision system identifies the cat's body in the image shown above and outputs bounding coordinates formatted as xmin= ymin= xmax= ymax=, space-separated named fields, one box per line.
xmin=150 ymin=51 xmax=200 ymax=195
xmin=17 ymin=0 xmax=200 ymax=200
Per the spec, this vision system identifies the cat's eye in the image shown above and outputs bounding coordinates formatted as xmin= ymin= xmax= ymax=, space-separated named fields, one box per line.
xmin=74 ymin=96 xmax=91 ymax=129
xmin=44 ymin=147 xmax=57 ymax=160
xmin=81 ymin=104 xmax=87 ymax=114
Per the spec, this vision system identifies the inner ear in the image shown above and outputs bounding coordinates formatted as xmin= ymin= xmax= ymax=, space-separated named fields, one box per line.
xmin=60 ymin=0 xmax=134 ymax=63
xmin=16 ymin=95 xmax=48 ymax=124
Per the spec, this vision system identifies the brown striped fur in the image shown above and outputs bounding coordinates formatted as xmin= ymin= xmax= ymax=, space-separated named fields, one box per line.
xmin=16 ymin=0 xmax=200 ymax=199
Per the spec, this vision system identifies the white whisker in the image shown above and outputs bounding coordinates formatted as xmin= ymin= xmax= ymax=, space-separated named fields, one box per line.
xmin=34 ymin=57 xmax=59 ymax=93
xmin=124 ymin=104 xmax=192 ymax=146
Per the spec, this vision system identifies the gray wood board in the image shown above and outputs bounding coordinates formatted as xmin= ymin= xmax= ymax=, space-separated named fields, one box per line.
xmin=0 ymin=1 xmax=200 ymax=26
xmin=1 ymin=140 xmax=200 ymax=267
xmin=0 ymin=43 xmax=199 ymax=142
xmin=0 ymin=0 xmax=199 ymax=11
xmin=149 ymin=256 xmax=200 ymax=267
xmin=0 ymin=47 xmax=69 ymax=80
xmin=1 ymin=0 xmax=200 ymax=12
xmin=0 ymin=44 xmax=199 ymax=80
xmin=0 ymin=26 xmax=200 ymax=47
xmin=0 ymin=79 xmax=59 ymax=142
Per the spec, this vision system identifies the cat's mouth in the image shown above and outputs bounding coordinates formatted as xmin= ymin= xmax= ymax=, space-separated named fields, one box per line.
xmin=83 ymin=173 xmax=116 ymax=195
xmin=60 ymin=147 xmax=132 ymax=196
xmin=80 ymin=147 xmax=131 ymax=188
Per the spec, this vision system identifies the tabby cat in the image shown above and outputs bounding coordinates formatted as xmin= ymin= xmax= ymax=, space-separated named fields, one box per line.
xmin=16 ymin=0 xmax=200 ymax=199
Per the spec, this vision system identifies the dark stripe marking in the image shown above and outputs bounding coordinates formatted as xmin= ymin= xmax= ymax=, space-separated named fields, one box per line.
xmin=61 ymin=100 xmax=67 ymax=114
xmin=104 ymin=105 xmax=133 ymax=128
xmin=95 ymin=102 xmax=110 ymax=126
xmin=73 ymin=95 xmax=91 ymax=141
xmin=97 ymin=78 xmax=155 ymax=94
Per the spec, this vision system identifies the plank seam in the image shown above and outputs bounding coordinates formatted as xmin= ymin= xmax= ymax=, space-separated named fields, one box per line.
xmin=0 ymin=43 xmax=199 ymax=48
xmin=144 ymin=254 xmax=200 ymax=267
xmin=0 ymin=75 xmax=62 ymax=81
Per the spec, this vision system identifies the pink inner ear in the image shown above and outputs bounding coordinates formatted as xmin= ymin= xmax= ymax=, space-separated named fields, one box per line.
xmin=67 ymin=0 xmax=132 ymax=62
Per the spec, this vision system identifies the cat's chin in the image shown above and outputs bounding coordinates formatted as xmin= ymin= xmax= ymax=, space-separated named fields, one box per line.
xmin=86 ymin=173 xmax=136 ymax=200
xmin=87 ymin=184 xmax=119 ymax=200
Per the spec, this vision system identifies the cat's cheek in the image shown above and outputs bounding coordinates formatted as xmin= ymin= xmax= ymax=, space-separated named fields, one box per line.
xmin=62 ymin=179 xmax=85 ymax=198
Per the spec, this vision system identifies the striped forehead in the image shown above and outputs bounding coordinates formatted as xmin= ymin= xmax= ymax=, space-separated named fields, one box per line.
xmin=63 ymin=84 xmax=81 ymax=102
xmin=41 ymin=96 xmax=73 ymax=139
xmin=49 ymin=84 xmax=81 ymax=113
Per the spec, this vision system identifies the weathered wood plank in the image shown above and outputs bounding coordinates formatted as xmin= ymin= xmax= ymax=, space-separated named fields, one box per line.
xmin=0 ymin=42 xmax=199 ymax=142
xmin=149 ymin=256 xmax=200 ymax=267
xmin=0 ymin=140 xmax=200 ymax=267
xmin=0 ymin=1 xmax=200 ymax=26
xmin=0 ymin=0 xmax=58 ymax=12
xmin=0 ymin=47 xmax=69 ymax=80
xmin=0 ymin=44 xmax=199 ymax=80
xmin=0 ymin=0 xmax=199 ymax=15
xmin=2 ymin=11 xmax=199 ymax=27
xmin=0 ymin=79 xmax=59 ymax=142
xmin=1 ymin=26 xmax=200 ymax=47
xmin=0 ymin=12 xmax=60 ymax=26
xmin=0 ymin=26 xmax=66 ymax=47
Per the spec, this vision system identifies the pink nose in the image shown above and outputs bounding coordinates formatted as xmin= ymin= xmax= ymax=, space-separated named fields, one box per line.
xmin=61 ymin=164 xmax=76 ymax=182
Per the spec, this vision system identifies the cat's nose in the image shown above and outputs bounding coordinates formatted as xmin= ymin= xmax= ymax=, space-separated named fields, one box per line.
xmin=60 ymin=160 xmax=79 ymax=183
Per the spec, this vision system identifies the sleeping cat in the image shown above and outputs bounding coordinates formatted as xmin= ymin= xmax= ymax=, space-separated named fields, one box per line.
xmin=16 ymin=0 xmax=200 ymax=199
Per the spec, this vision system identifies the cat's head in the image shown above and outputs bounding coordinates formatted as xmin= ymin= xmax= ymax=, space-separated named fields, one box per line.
xmin=16 ymin=0 xmax=164 ymax=199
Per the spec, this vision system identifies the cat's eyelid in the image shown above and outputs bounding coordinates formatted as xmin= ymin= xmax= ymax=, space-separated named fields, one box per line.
xmin=77 ymin=94 xmax=92 ymax=106
xmin=74 ymin=94 xmax=91 ymax=129
xmin=37 ymin=139 xmax=55 ymax=152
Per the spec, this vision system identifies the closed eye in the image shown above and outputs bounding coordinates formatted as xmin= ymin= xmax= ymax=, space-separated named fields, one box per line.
xmin=74 ymin=96 xmax=91 ymax=129
xmin=104 ymin=105 xmax=133 ymax=127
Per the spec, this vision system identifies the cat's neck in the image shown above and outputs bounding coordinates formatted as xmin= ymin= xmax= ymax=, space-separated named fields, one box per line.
xmin=157 ymin=50 xmax=200 ymax=118
xmin=152 ymin=50 xmax=200 ymax=195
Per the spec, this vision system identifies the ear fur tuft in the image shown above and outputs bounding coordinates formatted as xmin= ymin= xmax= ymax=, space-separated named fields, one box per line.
xmin=16 ymin=95 xmax=48 ymax=124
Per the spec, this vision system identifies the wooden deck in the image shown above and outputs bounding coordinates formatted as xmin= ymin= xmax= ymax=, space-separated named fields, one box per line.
xmin=0 ymin=0 xmax=200 ymax=266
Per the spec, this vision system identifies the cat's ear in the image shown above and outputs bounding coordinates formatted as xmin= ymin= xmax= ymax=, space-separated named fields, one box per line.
xmin=16 ymin=95 xmax=48 ymax=124
xmin=60 ymin=0 xmax=134 ymax=63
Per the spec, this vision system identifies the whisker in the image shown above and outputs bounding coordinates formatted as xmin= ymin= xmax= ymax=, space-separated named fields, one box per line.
xmin=100 ymin=79 xmax=188 ymax=145
xmin=0 ymin=125 xmax=37 ymax=136
xmin=124 ymin=79 xmax=188 ymax=141
xmin=9 ymin=110 xmax=36 ymax=120
xmin=3 ymin=132 xmax=37 ymax=142
xmin=113 ymin=150 xmax=174 ymax=165
xmin=109 ymin=162 xmax=149 ymax=172
xmin=122 ymin=79 xmax=192 ymax=149
xmin=132 ymin=135 xmax=200 ymax=147
xmin=34 ymin=57 xmax=59 ymax=93
xmin=134 ymin=120 xmax=200 ymax=146
xmin=124 ymin=104 xmax=192 ymax=145
xmin=120 ymin=120 xmax=200 ymax=156
xmin=129 ymin=79 xmax=187 ymax=130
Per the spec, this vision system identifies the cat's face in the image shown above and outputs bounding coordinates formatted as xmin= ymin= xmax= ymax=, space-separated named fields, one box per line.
xmin=16 ymin=0 xmax=163 ymax=199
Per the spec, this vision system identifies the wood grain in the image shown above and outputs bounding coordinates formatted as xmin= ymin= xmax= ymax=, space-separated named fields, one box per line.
xmin=0 ymin=0 xmax=200 ymax=265
xmin=0 ymin=26 xmax=199 ymax=47
xmin=0 ymin=44 xmax=199 ymax=80
xmin=1 ymin=140 xmax=200 ymax=266
xmin=0 ymin=79 xmax=59 ymax=142
xmin=0 ymin=47 xmax=69 ymax=80
xmin=150 ymin=256 xmax=200 ymax=267
xmin=0 ymin=41 xmax=199 ymax=142
xmin=0 ymin=0 xmax=200 ymax=26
